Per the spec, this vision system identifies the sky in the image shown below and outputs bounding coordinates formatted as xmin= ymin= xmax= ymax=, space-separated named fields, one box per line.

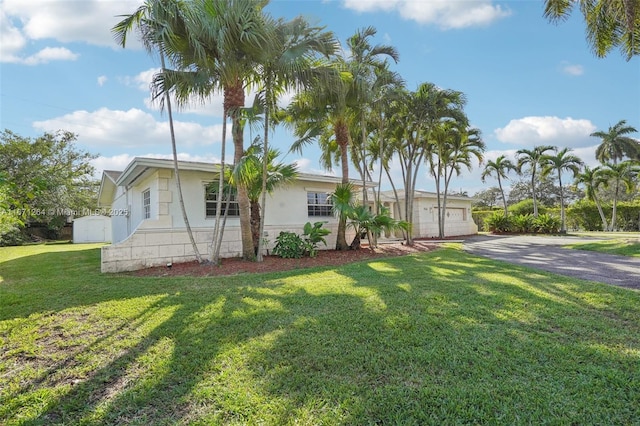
xmin=1 ymin=0 xmax=639 ymax=196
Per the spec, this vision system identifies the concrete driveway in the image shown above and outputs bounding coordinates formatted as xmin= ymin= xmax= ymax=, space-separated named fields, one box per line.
xmin=462 ymin=235 xmax=639 ymax=290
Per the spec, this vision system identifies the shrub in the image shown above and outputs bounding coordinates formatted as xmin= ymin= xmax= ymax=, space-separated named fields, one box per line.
xmin=511 ymin=214 xmax=534 ymax=233
xmin=509 ymin=199 xmax=546 ymax=217
xmin=302 ymin=221 xmax=330 ymax=257
xmin=484 ymin=212 xmax=512 ymax=233
xmin=532 ymin=213 xmax=561 ymax=234
xmin=273 ymin=231 xmax=306 ymax=259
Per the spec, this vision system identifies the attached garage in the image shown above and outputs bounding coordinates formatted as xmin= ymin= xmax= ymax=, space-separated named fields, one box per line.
xmin=73 ymin=215 xmax=111 ymax=243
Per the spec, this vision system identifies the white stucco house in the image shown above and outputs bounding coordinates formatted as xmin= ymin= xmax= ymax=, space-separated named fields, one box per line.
xmin=97 ymin=157 xmax=370 ymax=273
xmin=97 ymin=157 xmax=477 ymax=273
xmin=366 ymin=189 xmax=478 ymax=239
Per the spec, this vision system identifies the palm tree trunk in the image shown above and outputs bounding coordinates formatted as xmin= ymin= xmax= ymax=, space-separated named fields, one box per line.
xmin=593 ymin=194 xmax=608 ymax=231
xmin=211 ymin=110 xmax=228 ymax=265
xmin=336 ymin=120 xmax=350 ymax=250
xmin=256 ymin=81 xmax=271 ymax=262
xmin=531 ymin=171 xmax=539 ymax=217
xmin=160 ymin=53 xmax=203 ymax=263
xmin=558 ymin=171 xmax=566 ymax=232
xmin=498 ymin=175 xmax=508 ymax=217
xmin=610 ymin=178 xmax=621 ymax=231
xmin=232 ymin=113 xmax=255 ymax=260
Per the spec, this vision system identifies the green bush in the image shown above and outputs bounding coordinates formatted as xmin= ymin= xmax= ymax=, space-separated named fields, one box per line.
xmin=532 ymin=213 xmax=561 ymax=234
xmin=509 ymin=199 xmax=546 ymax=216
xmin=302 ymin=221 xmax=330 ymax=257
xmin=511 ymin=214 xmax=534 ymax=233
xmin=484 ymin=212 xmax=512 ymax=233
xmin=273 ymin=231 xmax=306 ymax=259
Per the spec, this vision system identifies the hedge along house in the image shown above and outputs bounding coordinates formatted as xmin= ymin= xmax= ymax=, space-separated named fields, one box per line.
xmin=366 ymin=189 xmax=478 ymax=239
xmin=97 ymin=157 xmax=372 ymax=273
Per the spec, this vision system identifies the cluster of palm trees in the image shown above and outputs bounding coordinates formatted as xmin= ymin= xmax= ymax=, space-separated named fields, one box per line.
xmin=113 ymin=0 xmax=485 ymax=262
xmin=482 ymin=119 xmax=640 ymax=232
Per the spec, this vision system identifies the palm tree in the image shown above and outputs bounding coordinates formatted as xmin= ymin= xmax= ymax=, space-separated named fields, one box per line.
xmin=146 ymin=0 xmax=274 ymax=262
xmin=599 ymin=160 xmax=640 ymax=230
xmin=541 ymin=147 xmax=584 ymax=232
xmin=231 ymin=143 xmax=298 ymax=256
xmin=252 ymin=16 xmax=337 ymax=260
xmin=543 ymin=0 xmax=640 ymax=60
xmin=575 ymin=165 xmax=609 ymax=230
xmin=112 ymin=0 xmax=204 ymax=263
xmin=345 ymin=27 xmax=399 ymax=203
xmin=592 ymin=119 xmax=640 ymax=164
xmin=286 ymin=27 xmax=398 ymax=250
xmin=516 ymin=145 xmax=556 ymax=217
xmin=437 ymin=124 xmax=485 ymax=238
xmin=329 ymin=182 xmax=356 ymax=249
xmin=481 ymin=155 xmax=517 ymax=217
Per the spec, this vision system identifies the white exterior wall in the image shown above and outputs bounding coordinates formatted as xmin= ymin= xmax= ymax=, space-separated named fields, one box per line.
xmin=101 ymin=170 xmax=344 ymax=273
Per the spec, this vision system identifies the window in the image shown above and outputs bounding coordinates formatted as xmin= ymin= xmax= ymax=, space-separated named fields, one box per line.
xmin=142 ymin=189 xmax=151 ymax=219
xmin=307 ymin=191 xmax=332 ymax=217
xmin=206 ymin=186 xmax=240 ymax=217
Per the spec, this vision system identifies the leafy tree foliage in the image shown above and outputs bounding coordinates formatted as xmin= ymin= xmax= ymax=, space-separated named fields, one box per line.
xmin=0 ymin=130 xmax=97 ymax=230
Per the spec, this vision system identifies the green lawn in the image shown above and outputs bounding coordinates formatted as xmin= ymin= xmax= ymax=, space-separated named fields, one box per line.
xmin=1 ymin=244 xmax=639 ymax=425
xmin=567 ymin=238 xmax=640 ymax=257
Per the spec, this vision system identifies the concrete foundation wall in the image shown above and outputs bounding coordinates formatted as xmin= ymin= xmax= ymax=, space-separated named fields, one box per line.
xmin=101 ymin=222 xmax=344 ymax=273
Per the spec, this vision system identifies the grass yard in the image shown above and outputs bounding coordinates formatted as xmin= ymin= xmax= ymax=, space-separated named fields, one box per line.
xmin=1 ymin=243 xmax=639 ymax=425
xmin=567 ymin=238 xmax=640 ymax=257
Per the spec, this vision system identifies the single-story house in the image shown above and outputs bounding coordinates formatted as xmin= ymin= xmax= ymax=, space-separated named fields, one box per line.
xmin=366 ymin=189 xmax=478 ymax=239
xmin=98 ymin=158 xmax=478 ymax=273
xmin=97 ymin=157 xmax=371 ymax=272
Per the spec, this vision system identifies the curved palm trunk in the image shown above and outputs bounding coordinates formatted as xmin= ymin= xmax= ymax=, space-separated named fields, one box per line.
xmin=497 ymin=175 xmax=508 ymax=217
xmin=210 ymin=110 xmax=227 ymax=265
xmin=593 ymin=193 xmax=609 ymax=231
xmin=610 ymin=178 xmax=621 ymax=231
xmin=558 ymin=171 xmax=566 ymax=232
xmin=161 ymin=53 xmax=203 ymax=263
xmin=335 ymin=120 xmax=350 ymax=250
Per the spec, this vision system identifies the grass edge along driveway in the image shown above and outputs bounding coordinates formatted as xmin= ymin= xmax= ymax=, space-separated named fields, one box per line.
xmin=1 ymin=243 xmax=639 ymax=425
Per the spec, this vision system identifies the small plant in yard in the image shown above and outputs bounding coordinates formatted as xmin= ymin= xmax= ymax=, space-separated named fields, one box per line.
xmin=532 ymin=213 xmax=561 ymax=234
xmin=511 ymin=213 xmax=534 ymax=233
xmin=302 ymin=221 xmax=331 ymax=257
xmin=272 ymin=231 xmax=306 ymax=258
xmin=484 ymin=211 xmax=512 ymax=233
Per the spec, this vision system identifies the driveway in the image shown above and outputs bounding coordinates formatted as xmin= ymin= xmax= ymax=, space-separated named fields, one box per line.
xmin=462 ymin=235 xmax=640 ymax=290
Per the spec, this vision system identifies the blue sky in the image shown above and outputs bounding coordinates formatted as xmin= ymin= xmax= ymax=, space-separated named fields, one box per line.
xmin=1 ymin=0 xmax=639 ymax=195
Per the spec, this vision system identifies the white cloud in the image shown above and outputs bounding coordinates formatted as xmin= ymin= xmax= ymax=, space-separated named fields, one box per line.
xmin=23 ymin=47 xmax=79 ymax=65
xmin=1 ymin=0 xmax=144 ymax=63
xmin=97 ymin=75 xmax=108 ymax=86
xmin=561 ymin=62 xmax=584 ymax=76
xmin=494 ymin=116 xmax=597 ymax=148
xmin=32 ymin=107 xmax=223 ymax=150
xmin=342 ymin=0 xmax=511 ymax=29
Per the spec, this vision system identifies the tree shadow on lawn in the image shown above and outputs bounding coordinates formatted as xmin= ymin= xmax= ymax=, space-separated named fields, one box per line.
xmin=3 ymin=249 xmax=640 ymax=424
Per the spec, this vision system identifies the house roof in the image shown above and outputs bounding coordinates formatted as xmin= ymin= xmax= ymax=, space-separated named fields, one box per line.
xmin=373 ymin=189 xmax=475 ymax=202
xmin=97 ymin=157 xmax=377 ymax=206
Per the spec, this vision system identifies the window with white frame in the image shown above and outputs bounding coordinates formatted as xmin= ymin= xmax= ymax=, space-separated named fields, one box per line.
xmin=307 ymin=191 xmax=332 ymax=217
xmin=142 ymin=189 xmax=151 ymax=219
xmin=205 ymin=185 xmax=240 ymax=217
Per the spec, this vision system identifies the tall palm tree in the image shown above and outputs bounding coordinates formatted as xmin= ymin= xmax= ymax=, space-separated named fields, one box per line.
xmin=112 ymin=0 xmax=204 ymax=263
xmin=541 ymin=147 xmax=584 ymax=232
xmin=146 ymin=0 xmax=274 ymax=262
xmin=286 ymin=26 xmax=398 ymax=250
xmin=543 ymin=0 xmax=640 ymax=60
xmin=516 ymin=145 xmax=556 ymax=217
xmin=599 ymin=160 xmax=640 ymax=230
xmin=592 ymin=119 xmax=640 ymax=164
xmin=481 ymin=155 xmax=517 ymax=217
xmin=231 ymin=143 xmax=298 ymax=255
xmin=434 ymin=123 xmax=484 ymax=238
xmin=575 ymin=165 xmax=609 ymax=230
xmin=252 ymin=16 xmax=337 ymax=260
xmin=345 ymin=27 xmax=399 ymax=203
